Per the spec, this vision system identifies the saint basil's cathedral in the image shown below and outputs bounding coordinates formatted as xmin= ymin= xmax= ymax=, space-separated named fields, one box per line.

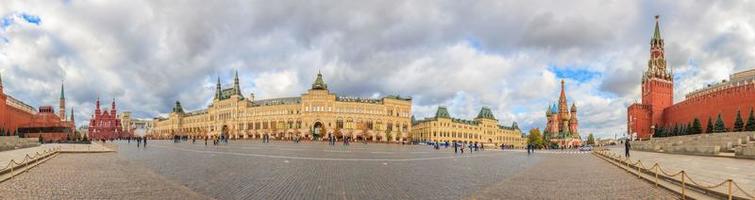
xmin=544 ymin=80 xmax=581 ymax=148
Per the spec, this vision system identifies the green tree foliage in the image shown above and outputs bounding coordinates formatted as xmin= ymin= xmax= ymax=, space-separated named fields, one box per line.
xmin=713 ymin=113 xmax=727 ymax=133
xmin=746 ymin=108 xmax=755 ymax=132
xmin=706 ymin=117 xmax=714 ymax=133
xmin=586 ymin=133 xmax=595 ymax=145
xmin=527 ymin=128 xmax=544 ymax=148
xmin=734 ymin=110 xmax=745 ymax=132
xmin=690 ymin=118 xmax=703 ymax=135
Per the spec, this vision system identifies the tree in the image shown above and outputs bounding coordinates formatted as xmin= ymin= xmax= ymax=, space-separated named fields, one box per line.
xmin=586 ymin=133 xmax=595 ymax=145
xmin=746 ymin=108 xmax=755 ymax=131
xmin=734 ymin=110 xmax=745 ymax=132
xmin=690 ymin=118 xmax=703 ymax=135
xmin=654 ymin=124 xmax=665 ymax=137
xmin=713 ymin=113 xmax=727 ymax=133
xmin=527 ymin=128 xmax=544 ymax=148
xmin=706 ymin=117 xmax=714 ymax=133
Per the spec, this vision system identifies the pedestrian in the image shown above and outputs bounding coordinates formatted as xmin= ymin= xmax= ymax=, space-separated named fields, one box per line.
xmin=453 ymin=142 xmax=458 ymax=154
xmin=204 ymin=136 xmax=208 ymax=146
xmin=625 ymin=139 xmax=631 ymax=158
xmin=143 ymin=137 xmax=147 ymax=148
xmin=460 ymin=143 xmax=464 ymax=154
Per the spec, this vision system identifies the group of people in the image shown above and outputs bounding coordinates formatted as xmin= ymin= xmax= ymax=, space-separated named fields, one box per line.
xmin=450 ymin=142 xmax=483 ymax=154
xmin=127 ymin=136 xmax=147 ymax=148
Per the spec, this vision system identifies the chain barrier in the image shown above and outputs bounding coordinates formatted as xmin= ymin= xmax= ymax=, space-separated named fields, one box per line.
xmin=593 ymin=149 xmax=755 ymax=200
xmin=0 ymin=146 xmax=61 ymax=174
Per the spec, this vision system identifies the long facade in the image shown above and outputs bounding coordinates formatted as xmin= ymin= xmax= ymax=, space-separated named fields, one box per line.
xmin=411 ymin=106 xmax=525 ymax=148
xmin=627 ymin=16 xmax=755 ymax=139
xmin=151 ymin=71 xmax=413 ymax=142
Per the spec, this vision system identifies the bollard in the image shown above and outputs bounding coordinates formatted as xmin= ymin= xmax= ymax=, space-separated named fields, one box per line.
xmin=681 ymin=171 xmax=686 ymax=200
xmin=727 ymin=179 xmax=732 ymax=200
xmin=654 ymin=165 xmax=658 ymax=187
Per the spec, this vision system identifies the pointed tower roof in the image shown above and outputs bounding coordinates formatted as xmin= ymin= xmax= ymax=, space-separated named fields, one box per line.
xmin=435 ymin=106 xmax=451 ymax=118
xmin=311 ymin=71 xmax=328 ymax=90
xmin=60 ymin=82 xmax=65 ymax=99
xmin=173 ymin=101 xmax=184 ymax=113
xmin=476 ymin=107 xmax=496 ymax=120
xmin=70 ymin=107 xmax=75 ymax=123
xmin=215 ymin=76 xmax=222 ymax=100
xmin=571 ymin=102 xmax=577 ymax=112
xmin=652 ymin=15 xmax=662 ymax=40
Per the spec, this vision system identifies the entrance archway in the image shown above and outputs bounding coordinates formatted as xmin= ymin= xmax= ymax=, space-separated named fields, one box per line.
xmin=313 ymin=122 xmax=323 ymax=140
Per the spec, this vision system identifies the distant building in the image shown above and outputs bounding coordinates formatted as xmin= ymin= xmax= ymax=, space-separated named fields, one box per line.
xmin=1 ymin=73 xmax=74 ymax=142
xmin=119 ymin=111 xmax=152 ymax=136
xmin=544 ymin=80 xmax=581 ymax=148
xmin=88 ymin=98 xmax=126 ymax=140
xmin=627 ymin=16 xmax=755 ymax=139
xmin=151 ymin=71 xmax=413 ymax=142
xmin=411 ymin=106 xmax=525 ymax=148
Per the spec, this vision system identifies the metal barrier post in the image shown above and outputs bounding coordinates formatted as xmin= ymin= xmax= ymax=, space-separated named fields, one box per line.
xmin=681 ymin=171 xmax=686 ymax=200
xmin=727 ymin=179 xmax=732 ymax=200
xmin=654 ymin=165 xmax=658 ymax=187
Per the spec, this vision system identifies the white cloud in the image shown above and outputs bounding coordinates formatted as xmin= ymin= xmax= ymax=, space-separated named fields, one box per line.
xmin=1 ymin=1 xmax=754 ymax=139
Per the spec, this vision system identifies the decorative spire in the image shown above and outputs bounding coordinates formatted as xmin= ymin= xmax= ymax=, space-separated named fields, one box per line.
xmin=215 ymin=76 xmax=221 ymax=100
xmin=311 ymin=71 xmax=328 ymax=90
xmin=60 ymin=82 xmax=65 ymax=99
xmin=558 ymin=80 xmax=568 ymax=113
xmin=652 ymin=15 xmax=662 ymax=40
xmin=571 ymin=102 xmax=577 ymax=112
xmin=233 ymin=69 xmax=240 ymax=95
xmin=644 ymin=15 xmax=671 ymax=82
xmin=70 ymin=107 xmax=75 ymax=124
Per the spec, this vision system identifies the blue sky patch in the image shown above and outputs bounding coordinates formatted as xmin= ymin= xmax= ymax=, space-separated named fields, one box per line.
xmin=548 ymin=66 xmax=600 ymax=83
xmin=20 ymin=13 xmax=41 ymax=25
xmin=1 ymin=16 xmax=12 ymax=28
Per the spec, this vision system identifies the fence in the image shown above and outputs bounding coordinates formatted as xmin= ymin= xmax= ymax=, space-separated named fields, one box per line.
xmin=593 ymin=149 xmax=754 ymax=200
xmin=0 ymin=146 xmax=62 ymax=180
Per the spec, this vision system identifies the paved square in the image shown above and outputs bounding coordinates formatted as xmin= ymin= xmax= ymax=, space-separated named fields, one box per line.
xmin=0 ymin=141 xmax=675 ymax=199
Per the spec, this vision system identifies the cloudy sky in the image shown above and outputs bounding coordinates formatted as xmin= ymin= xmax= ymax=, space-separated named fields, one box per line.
xmin=2 ymin=1 xmax=754 ymax=138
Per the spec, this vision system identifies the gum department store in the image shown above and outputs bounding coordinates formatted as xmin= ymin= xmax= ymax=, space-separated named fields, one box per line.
xmin=152 ymin=71 xmax=413 ymax=142
xmin=151 ymin=71 xmax=526 ymax=147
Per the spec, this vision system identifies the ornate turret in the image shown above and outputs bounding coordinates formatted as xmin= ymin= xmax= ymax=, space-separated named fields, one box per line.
xmin=111 ymin=98 xmax=117 ymax=116
xmin=558 ymin=80 xmax=570 ymax=120
xmin=546 ymin=104 xmax=552 ymax=116
xmin=570 ymin=103 xmax=577 ymax=113
xmin=233 ymin=70 xmax=241 ymax=96
xmin=643 ymin=15 xmax=672 ymax=82
xmin=70 ymin=107 xmax=75 ymax=125
xmin=435 ymin=106 xmax=451 ymax=118
xmin=95 ymin=97 xmax=101 ymax=115
xmin=476 ymin=107 xmax=496 ymax=120
xmin=311 ymin=71 xmax=328 ymax=90
xmin=173 ymin=101 xmax=184 ymax=113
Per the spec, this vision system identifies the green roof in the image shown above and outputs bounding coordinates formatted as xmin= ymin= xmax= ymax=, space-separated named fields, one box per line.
xmin=311 ymin=71 xmax=328 ymax=90
xmin=652 ymin=15 xmax=662 ymax=40
xmin=60 ymin=83 xmax=65 ymax=99
xmin=476 ymin=107 xmax=496 ymax=120
xmin=435 ymin=106 xmax=451 ymax=118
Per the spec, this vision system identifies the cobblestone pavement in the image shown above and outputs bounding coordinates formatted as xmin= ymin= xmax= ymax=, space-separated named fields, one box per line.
xmin=0 ymin=153 xmax=209 ymax=200
xmin=470 ymin=152 xmax=678 ymax=200
xmin=111 ymin=140 xmax=674 ymax=200
xmin=607 ymin=147 xmax=755 ymax=197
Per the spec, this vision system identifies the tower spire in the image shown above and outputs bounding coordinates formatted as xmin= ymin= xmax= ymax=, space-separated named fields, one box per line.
xmin=652 ymin=15 xmax=662 ymax=40
xmin=233 ymin=69 xmax=241 ymax=96
xmin=59 ymin=82 xmax=66 ymax=120
xmin=215 ymin=76 xmax=221 ymax=100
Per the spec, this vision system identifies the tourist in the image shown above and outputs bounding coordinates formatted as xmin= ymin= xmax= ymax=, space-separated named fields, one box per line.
xmin=460 ymin=143 xmax=464 ymax=154
xmin=453 ymin=142 xmax=458 ymax=154
xmin=625 ymin=139 xmax=631 ymax=158
xmin=143 ymin=137 xmax=147 ymax=148
xmin=137 ymin=137 xmax=141 ymax=147
xmin=204 ymin=136 xmax=208 ymax=146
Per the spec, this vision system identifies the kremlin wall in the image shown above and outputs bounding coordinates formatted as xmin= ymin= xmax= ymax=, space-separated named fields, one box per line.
xmin=662 ymin=70 xmax=755 ymax=130
xmin=628 ymin=16 xmax=755 ymax=139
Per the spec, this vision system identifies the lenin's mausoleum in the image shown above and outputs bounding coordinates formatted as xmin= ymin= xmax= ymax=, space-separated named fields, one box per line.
xmin=627 ymin=16 xmax=755 ymax=139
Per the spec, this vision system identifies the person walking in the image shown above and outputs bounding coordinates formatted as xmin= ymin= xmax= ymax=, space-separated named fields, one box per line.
xmin=143 ymin=137 xmax=147 ymax=148
xmin=453 ymin=142 xmax=458 ymax=154
xmin=204 ymin=136 xmax=208 ymax=146
xmin=460 ymin=143 xmax=464 ymax=154
xmin=625 ymin=139 xmax=631 ymax=158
